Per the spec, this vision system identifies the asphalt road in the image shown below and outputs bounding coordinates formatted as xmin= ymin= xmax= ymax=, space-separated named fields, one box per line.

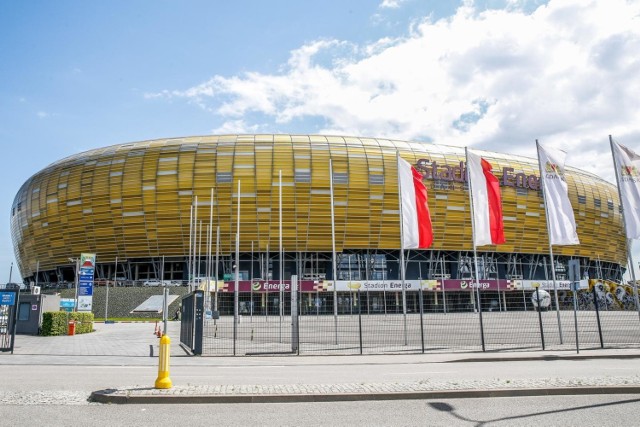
xmin=2 ymin=357 xmax=640 ymax=390
xmin=1 ymin=395 xmax=639 ymax=426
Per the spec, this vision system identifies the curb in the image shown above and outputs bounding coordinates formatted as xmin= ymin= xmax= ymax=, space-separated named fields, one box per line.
xmin=90 ymin=385 xmax=640 ymax=404
xmin=450 ymin=353 xmax=640 ymax=363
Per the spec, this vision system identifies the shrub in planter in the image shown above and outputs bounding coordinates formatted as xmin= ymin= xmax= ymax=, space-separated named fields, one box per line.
xmin=41 ymin=312 xmax=94 ymax=336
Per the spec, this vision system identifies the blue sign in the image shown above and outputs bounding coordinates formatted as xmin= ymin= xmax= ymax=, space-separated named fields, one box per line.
xmin=78 ymin=281 xmax=93 ymax=296
xmin=60 ymin=299 xmax=75 ymax=308
xmin=0 ymin=291 xmax=16 ymax=306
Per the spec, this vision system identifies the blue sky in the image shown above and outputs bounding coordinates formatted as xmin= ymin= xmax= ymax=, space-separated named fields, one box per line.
xmin=1 ymin=0 xmax=639 ymax=282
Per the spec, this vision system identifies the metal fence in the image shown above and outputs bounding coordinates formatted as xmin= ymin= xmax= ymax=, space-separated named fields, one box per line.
xmin=185 ymin=278 xmax=640 ymax=357
xmin=0 ymin=289 xmax=18 ymax=353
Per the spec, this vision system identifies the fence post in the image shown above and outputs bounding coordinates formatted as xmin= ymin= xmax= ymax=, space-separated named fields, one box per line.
xmin=534 ymin=285 xmax=545 ymax=350
xmin=358 ymin=287 xmax=363 ymax=355
xmin=291 ymin=275 xmax=299 ymax=354
xmin=592 ymin=284 xmax=604 ymax=348
xmin=419 ymin=288 xmax=425 ymax=353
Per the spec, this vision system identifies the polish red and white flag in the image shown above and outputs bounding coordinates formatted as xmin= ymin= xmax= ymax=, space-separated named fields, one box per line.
xmin=398 ymin=156 xmax=433 ymax=249
xmin=466 ymin=149 xmax=506 ymax=246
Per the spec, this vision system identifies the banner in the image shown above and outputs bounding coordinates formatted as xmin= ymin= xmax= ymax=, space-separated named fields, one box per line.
xmin=467 ymin=149 xmax=505 ymax=246
xmin=398 ymin=155 xmax=433 ymax=248
xmin=537 ymin=143 xmax=579 ymax=245
xmin=210 ymin=279 xmax=588 ymax=292
xmin=611 ymin=139 xmax=640 ymax=239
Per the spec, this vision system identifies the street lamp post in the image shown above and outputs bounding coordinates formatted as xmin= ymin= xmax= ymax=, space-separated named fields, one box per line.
xmin=105 ymin=257 xmax=117 ymax=322
xmin=69 ymin=258 xmax=79 ymax=312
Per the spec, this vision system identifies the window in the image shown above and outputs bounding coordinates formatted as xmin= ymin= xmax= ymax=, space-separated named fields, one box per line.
xmin=607 ymin=200 xmax=614 ymax=210
xmin=577 ymin=195 xmax=586 ymax=204
xmin=295 ymin=169 xmax=311 ymax=183
xmin=594 ymin=198 xmax=601 ymax=208
xmin=333 ymin=172 xmax=348 ymax=184
xmin=434 ymin=181 xmax=453 ymax=190
xmin=18 ymin=302 xmax=30 ymax=321
xmin=369 ymin=174 xmax=384 ymax=185
xmin=217 ymin=172 xmax=232 ymax=183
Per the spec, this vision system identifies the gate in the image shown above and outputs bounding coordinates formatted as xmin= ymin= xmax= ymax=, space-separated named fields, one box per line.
xmin=179 ymin=290 xmax=204 ymax=355
xmin=0 ymin=290 xmax=18 ymax=353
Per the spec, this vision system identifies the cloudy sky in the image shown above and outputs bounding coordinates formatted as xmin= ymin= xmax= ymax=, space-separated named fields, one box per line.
xmin=1 ymin=0 xmax=639 ymax=282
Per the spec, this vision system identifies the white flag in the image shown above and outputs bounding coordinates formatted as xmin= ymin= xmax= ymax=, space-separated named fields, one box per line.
xmin=537 ymin=143 xmax=580 ymax=245
xmin=611 ymin=139 xmax=640 ymax=239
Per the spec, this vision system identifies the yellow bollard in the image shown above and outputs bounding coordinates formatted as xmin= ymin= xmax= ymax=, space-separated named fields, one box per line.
xmin=154 ymin=334 xmax=172 ymax=389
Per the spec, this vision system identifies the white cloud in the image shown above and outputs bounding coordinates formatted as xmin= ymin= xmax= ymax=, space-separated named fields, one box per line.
xmin=379 ymin=0 xmax=407 ymax=9
xmin=151 ymin=0 xmax=640 ymax=179
xmin=212 ymin=119 xmax=260 ymax=135
xmin=37 ymin=111 xmax=49 ymax=118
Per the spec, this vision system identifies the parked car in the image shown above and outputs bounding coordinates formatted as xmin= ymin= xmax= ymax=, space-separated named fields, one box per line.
xmin=144 ymin=279 xmax=181 ymax=287
xmin=143 ymin=279 xmax=162 ymax=287
xmin=111 ymin=276 xmax=129 ymax=286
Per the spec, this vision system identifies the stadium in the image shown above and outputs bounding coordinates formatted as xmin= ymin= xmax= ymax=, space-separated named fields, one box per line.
xmin=12 ymin=134 xmax=639 ymax=354
xmin=11 ymin=132 xmax=627 ymax=284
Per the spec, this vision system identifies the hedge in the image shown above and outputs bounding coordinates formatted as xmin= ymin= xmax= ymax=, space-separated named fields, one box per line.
xmin=41 ymin=312 xmax=94 ymax=336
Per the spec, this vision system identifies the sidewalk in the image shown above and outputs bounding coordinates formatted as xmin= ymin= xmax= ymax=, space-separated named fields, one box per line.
xmin=90 ymin=378 xmax=640 ymax=404
xmin=5 ymin=322 xmax=640 ymax=404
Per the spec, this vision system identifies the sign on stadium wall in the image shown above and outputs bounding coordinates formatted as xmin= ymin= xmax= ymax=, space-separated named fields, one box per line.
xmin=416 ymin=159 xmax=540 ymax=190
xmin=212 ymin=279 xmax=587 ymax=293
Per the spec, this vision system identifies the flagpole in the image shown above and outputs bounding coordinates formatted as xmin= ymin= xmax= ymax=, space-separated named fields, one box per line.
xmin=266 ymin=243 xmax=269 ymax=321
xmin=396 ymin=152 xmax=408 ymax=346
xmin=193 ymin=196 xmax=198 ymax=292
xmin=251 ymin=241 xmax=254 ymax=321
xmin=234 ymin=180 xmax=240 ymax=355
xmin=198 ymin=220 xmax=203 ymax=281
xmin=215 ymin=225 xmax=219 ymax=313
xmin=536 ymin=140 xmax=564 ymax=344
xmin=465 ymin=147 xmax=486 ymax=352
xmin=188 ymin=203 xmax=193 ymax=289
xmin=279 ymin=169 xmax=283 ymax=343
xmin=609 ymin=135 xmax=640 ymax=321
xmin=329 ymin=159 xmax=339 ymax=345
xmin=207 ymin=188 xmax=214 ymax=309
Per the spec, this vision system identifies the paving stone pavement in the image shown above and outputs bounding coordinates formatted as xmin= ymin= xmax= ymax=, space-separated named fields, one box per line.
xmin=90 ymin=375 xmax=640 ymax=404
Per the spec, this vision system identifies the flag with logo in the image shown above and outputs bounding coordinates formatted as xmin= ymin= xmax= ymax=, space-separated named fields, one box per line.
xmin=537 ymin=143 xmax=580 ymax=245
xmin=398 ymin=155 xmax=433 ymax=249
xmin=466 ymin=149 xmax=506 ymax=246
xmin=611 ymin=139 xmax=640 ymax=239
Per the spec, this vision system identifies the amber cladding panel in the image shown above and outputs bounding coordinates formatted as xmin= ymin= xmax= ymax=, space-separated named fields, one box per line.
xmin=10 ymin=135 xmax=627 ymax=277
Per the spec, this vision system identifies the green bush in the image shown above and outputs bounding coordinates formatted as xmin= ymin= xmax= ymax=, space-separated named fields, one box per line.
xmin=41 ymin=312 xmax=94 ymax=336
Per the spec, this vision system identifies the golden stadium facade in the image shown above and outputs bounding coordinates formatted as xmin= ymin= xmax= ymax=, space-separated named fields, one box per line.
xmin=11 ymin=134 xmax=627 ymax=286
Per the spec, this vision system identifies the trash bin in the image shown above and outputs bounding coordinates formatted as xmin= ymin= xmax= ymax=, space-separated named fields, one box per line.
xmin=68 ymin=320 xmax=76 ymax=336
